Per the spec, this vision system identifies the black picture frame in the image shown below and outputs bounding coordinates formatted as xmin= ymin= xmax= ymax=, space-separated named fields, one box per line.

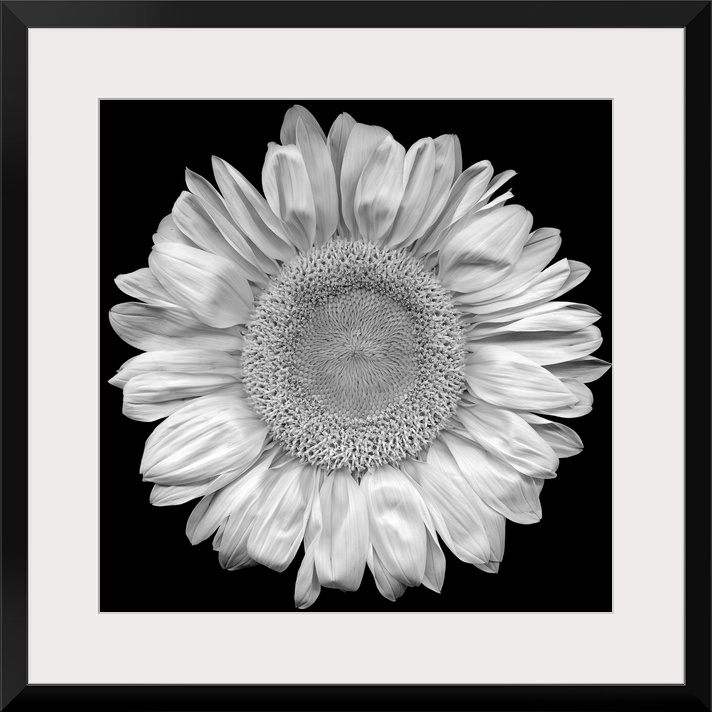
xmin=2 ymin=2 xmax=709 ymax=710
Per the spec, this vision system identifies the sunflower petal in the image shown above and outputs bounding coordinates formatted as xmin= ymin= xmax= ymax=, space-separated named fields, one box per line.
xmin=212 ymin=156 xmax=296 ymax=262
xmin=178 ymin=185 xmax=275 ymax=285
xmin=362 ymin=465 xmax=427 ymax=587
xmin=474 ymin=325 xmax=603 ymax=365
xmin=465 ymin=344 xmax=577 ymax=410
xmin=122 ymin=371 xmax=240 ymax=421
xmin=384 ymin=137 xmax=435 ymax=249
xmin=536 ymin=378 xmax=593 ymax=418
xmin=148 ymin=243 xmax=253 ymax=328
xmin=295 ymin=118 xmax=338 ymax=244
xmin=295 ymin=495 xmax=324 ymax=609
xmin=109 ymin=348 xmax=241 ymax=388
xmin=247 ymin=460 xmax=318 ymax=572
xmin=172 ymin=191 xmax=249 ymax=268
xmin=422 ymin=529 xmax=446 ymax=593
xmin=546 ymin=356 xmax=611 ymax=383
xmin=109 ymin=302 xmax=244 ymax=353
xmin=314 ymin=469 xmax=369 ymax=591
xmin=354 ymin=135 xmax=406 ymax=243
xmin=153 ymin=214 xmax=194 ymax=247
xmin=150 ymin=463 xmax=255 ymax=507
xmin=408 ymin=134 xmax=459 ymax=251
xmin=554 ymin=260 xmax=590 ymax=297
xmin=367 ymin=546 xmax=407 ymax=602
xmin=262 ymin=143 xmax=316 ymax=252
xmin=440 ymin=431 xmax=542 ymax=525
xmin=280 ymin=104 xmax=326 ymax=145
xmin=326 ymin=112 xmax=357 ymax=236
xmin=460 ymin=258 xmax=571 ymax=317
xmin=416 ymin=160 xmax=494 ymax=256
xmin=339 ymin=123 xmax=390 ymax=237
xmin=468 ymin=300 xmax=595 ymax=329
xmin=427 ymin=439 xmax=506 ymax=560
xmin=115 ymin=268 xmax=174 ymax=307
xmin=401 ymin=456 xmax=490 ymax=565
xmin=460 ymin=227 xmax=562 ymax=305
xmin=140 ymin=393 xmax=268 ymax=485
xmin=470 ymin=303 xmax=600 ymax=339
xmin=438 ymin=205 xmax=533 ymax=293
xmin=185 ymin=453 xmax=277 ymax=545
xmin=457 ymin=402 xmax=558 ymax=478
xmin=520 ymin=413 xmax=584 ymax=457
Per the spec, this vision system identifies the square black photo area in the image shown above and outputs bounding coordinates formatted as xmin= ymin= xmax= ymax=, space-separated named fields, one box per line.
xmin=100 ymin=100 xmax=612 ymax=613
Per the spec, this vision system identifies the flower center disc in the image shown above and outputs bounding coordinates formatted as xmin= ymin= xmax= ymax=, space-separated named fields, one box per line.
xmin=242 ymin=240 xmax=465 ymax=472
xmin=294 ymin=288 xmax=418 ymax=419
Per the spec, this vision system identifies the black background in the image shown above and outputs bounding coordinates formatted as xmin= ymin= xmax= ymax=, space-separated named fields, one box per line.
xmin=100 ymin=100 xmax=612 ymax=613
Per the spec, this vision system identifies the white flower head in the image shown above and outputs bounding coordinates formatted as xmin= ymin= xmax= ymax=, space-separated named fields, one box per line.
xmin=110 ymin=105 xmax=610 ymax=609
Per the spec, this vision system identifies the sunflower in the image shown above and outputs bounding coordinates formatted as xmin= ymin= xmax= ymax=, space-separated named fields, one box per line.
xmin=109 ymin=105 xmax=609 ymax=609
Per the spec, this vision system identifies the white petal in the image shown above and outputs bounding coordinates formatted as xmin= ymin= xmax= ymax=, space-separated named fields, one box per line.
xmin=438 ymin=206 xmax=533 ymax=293
xmin=150 ymin=482 xmax=211 ymax=507
xmin=440 ymin=431 xmax=542 ymax=524
xmin=149 ymin=243 xmax=253 ymax=328
xmin=407 ymin=134 xmax=459 ymax=251
xmin=296 ymin=118 xmax=338 ymax=244
xmin=216 ymin=470 xmax=275 ymax=571
xmin=475 ymin=170 xmax=517 ymax=207
xmin=367 ymin=546 xmax=407 ymax=602
xmin=280 ymin=104 xmax=326 ymax=145
xmin=326 ymin=112 xmax=357 ymax=236
xmin=115 ymin=268 xmax=174 ymax=306
xmin=401 ymin=456 xmax=490 ymax=565
xmin=520 ymin=413 xmax=584 ymax=458
xmin=185 ymin=453 xmax=277 ymax=545
xmin=354 ymin=135 xmax=406 ymax=243
xmin=468 ymin=304 xmax=600 ymax=339
xmin=294 ymin=494 xmax=323 ymax=609
xmin=460 ymin=227 xmax=562 ymax=305
xmin=384 ymin=137 xmax=435 ymax=249
xmin=109 ymin=302 xmax=244 ymax=353
xmin=314 ymin=469 xmax=369 ymax=591
xmin=262 ymin=143 xmax=316 ymax=252
xmin=457 ymin=402 xmax=558 ymax=478
xmin=474 ymin=325 xmax=603 ymax=365
xmin=339 ymin=123 xmax=390 ymax=237
xmin=546 ymin=356 xmax=611 ymax=383
xmin=428 ymin=439 xmax=508 ymax=562
xmin=109 ymin=348 xmax=241 ymax=388
xmin=452 ymin=134 xmax=463 ymax=177
xmin=185 ymin=168 xmax=232 ymax=220
xmin=140 ymin=393 xmax=268 ymax=485
xmin=122 ymin=371 xmax=240 ymax=421
xmin=150 ymin=462 xmax=258 ymax=507
xmin=415 ymin=160 xmax=494 ymax=256
xmin=536 ymin=378 xmax=593 ymax=418
xmin=153 ymin=214 xmax=194 ymax=246
xmin=179 ymin=183 xmax=275 ymax=285
xmin=212 ymin=156 xmax=296 ymax=262
xmin=422 ymin=529 xmax=446 ymax=593
xmin=460 ymin=258 xmax=571 ymax=317
xmin=362 ymin=465 xmax=427 ymax=587
xmin=465 ymin=344 xmax=577 ymax=410
xmin=247 ymin=460 xmax=318 ymax=572
xmin=172 ymin=191 xmax=251 ymax=270
xmin=450 ymin=161 xmax=496 ymax=223
xmin=468 ymin=299 xmax=593 ymax=328
xmin=554 ymin=260 xmax=590 ymax=298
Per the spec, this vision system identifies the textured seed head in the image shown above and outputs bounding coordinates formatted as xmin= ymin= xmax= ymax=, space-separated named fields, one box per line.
xmin=242 ymin=239 xmax=465 ymax=472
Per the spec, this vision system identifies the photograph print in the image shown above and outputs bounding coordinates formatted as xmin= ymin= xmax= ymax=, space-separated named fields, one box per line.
xmin=101 ymin=100 xmax=612 ymax=613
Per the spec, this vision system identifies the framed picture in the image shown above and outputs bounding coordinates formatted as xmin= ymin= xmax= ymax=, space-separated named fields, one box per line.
xmin=3 ymin=1 xmax=708 ymax=710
